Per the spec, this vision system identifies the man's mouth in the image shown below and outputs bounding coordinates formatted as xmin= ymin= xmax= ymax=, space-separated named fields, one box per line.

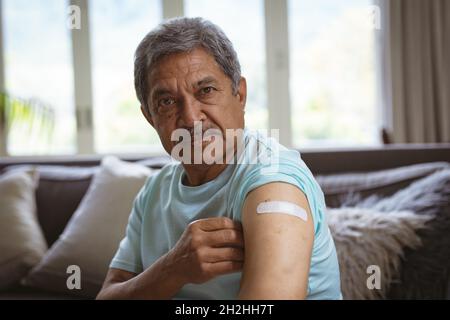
xmin=171 ymin=123 xmax=223 ymax=148
xmin=190 ymin=133 xmax=218 ymax=146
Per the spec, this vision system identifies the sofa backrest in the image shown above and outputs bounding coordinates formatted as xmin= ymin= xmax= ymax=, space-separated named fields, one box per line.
xmin=1 ymin=144 xmax=450 ymax=247
xmin=1 ymin=144 xmax=450 ymax=174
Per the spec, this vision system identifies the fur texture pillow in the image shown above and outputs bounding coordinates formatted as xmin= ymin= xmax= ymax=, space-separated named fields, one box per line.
xmin=327 ymin=207 xmax=431 ymax=299
xmin=353 ymin=169 xmax=450 ymax=299
xmin=317 ymin=162 xmax=450 ymax=208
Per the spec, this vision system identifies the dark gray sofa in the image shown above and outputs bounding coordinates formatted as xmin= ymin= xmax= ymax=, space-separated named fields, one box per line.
xmin=1 ymin=144 xmax=450 ymax=300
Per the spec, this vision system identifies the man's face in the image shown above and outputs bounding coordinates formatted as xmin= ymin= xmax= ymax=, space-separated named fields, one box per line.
xmin=141 ymin=48 xmax=246 ymax=161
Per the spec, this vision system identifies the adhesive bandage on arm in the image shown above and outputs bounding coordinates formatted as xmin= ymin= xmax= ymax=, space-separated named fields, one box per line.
xmin=256 ymin=201 xmax=308 ymax=222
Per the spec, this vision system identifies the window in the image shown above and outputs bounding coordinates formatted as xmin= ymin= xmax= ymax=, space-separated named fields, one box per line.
xmin=3 ymin=0 xmax=76 ymax=155
xmin=185 ymin=0 xmax=268 ymax=130
xmin=1 ymin=1 xmax=381 ymax=157
xmin=288 ymin=0 xmax=379 ymax=147
xmin=89 ymin=0 xmax=162 ymax=154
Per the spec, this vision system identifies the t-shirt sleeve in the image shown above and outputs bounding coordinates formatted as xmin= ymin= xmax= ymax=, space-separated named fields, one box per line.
xmin=231 ymin=149 xmax=326 ymax=235
xmin=109 ymin=178 xmax=152 ymax=274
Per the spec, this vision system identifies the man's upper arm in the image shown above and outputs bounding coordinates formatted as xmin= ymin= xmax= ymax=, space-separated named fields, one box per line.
xmin=238 ymin=182 xmax=314 ymax=300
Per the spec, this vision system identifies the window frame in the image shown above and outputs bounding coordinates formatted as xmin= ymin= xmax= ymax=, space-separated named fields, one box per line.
xmin=0 ymin=0 xmax=380 ymax=157
xmin=0 ymin=0 xmax=6 ymax=156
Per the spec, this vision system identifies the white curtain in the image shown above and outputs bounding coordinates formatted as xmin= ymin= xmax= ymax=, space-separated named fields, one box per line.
xmin=379 ymin=0 xmax=450 ymax=143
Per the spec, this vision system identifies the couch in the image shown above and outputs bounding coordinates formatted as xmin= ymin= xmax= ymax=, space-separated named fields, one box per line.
xmin=1 ymin=144 xmax=450 ymax=300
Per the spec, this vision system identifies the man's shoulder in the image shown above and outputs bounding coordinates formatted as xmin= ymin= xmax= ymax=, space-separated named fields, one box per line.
xmin=156 ymin=160 xmax=182 ymax=177
xmin=139 ymin=160 xmax=181 ymax=194
xmin=232 ymin=129 xmax=323 ymax=200
xmin=133 ymin=160 xmax=181 ymax=215
xmin=236 ymin=129 xmax=306 ymax=177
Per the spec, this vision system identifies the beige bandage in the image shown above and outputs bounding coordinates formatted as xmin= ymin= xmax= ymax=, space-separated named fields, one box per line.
xmin=256 ymin=201 xmax=308 ymax=222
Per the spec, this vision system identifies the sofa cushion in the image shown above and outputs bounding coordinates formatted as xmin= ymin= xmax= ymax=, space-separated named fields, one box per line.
xmin=316 ymin=162 xmax=450 ymax=207
xmin=36 ymin=166 xmax=98 ymax=247
xmin=23 ymin=157 xmax=155 ymax=298
xmin=327 ymin=207 xmax=431 ymax=299
xmin=0 ymin=169 xmax=47 ymax=290
xmin=353 ymin=169 xmax=450 ymax=299
xmin=2 ymin=165 xmax=98 ymax=247
xmin=0 ymin=284 xmax=84 ymax=300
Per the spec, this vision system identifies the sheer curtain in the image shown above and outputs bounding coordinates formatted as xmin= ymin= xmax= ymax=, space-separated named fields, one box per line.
xmin=378 ymin=0 xmax=450 ymax=143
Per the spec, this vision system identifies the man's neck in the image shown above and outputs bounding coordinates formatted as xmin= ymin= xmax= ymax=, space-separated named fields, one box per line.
xmin=182 ymin=163 xmax=229 ymax=187
xmin=180 ymin=130 xmax=245 ymax=186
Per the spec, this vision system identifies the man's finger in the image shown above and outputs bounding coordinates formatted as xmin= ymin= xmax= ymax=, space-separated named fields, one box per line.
xmin=194 ymin=217 xmax=242 ymax=232
xmin=205 ymin=229 xmax=244 ymax=248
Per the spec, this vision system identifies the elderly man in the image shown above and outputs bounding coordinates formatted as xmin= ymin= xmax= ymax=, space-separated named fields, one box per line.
xmin=97 ymin=17 xmax=341 ymax=300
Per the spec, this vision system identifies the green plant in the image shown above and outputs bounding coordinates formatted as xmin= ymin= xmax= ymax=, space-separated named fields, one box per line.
xmin=0 ymin=92 xmax=55 ymax=151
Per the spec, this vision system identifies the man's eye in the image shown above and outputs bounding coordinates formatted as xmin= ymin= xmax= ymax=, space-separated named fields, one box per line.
xmin=200 ymin=86 xmax=215 ymax=95
xmin=159 ymin=98 xmax=176 ymax=107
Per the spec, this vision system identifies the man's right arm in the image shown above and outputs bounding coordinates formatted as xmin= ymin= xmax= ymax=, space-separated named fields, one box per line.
xmin=96 ymin=217 xmax=244 ymax=300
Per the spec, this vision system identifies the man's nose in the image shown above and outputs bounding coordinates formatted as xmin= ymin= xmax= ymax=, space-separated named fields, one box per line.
xmin=178 ymin=96 xmax=205 ymax=128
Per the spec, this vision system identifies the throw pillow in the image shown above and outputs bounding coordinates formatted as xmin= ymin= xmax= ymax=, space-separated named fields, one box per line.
xmin=327 ymin=207 xmax=431 ymax=300
xmin=23 ymin=156 xmax=154 ymax=298
xmin=355 ymin=169 xmax=450 ymax=299
xmin=316 ymin=162 xmax=450 ymax=207
xmin=0 ymin=169 xmax=47 ymax=289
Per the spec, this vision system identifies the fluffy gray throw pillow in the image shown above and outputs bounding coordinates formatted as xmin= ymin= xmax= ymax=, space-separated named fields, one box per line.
xmin=327 ymin=207 xmax=431 ymax=299
xmin=349 ymin=169 xmax=450 ymax=299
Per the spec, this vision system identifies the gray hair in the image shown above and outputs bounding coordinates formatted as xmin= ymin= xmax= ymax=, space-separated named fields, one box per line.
xmin=134 ymin=17 xmax=241 ymax=111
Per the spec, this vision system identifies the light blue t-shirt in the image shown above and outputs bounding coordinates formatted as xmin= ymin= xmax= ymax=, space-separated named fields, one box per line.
xmin=110 ymin=129 xmax=342 ymax=299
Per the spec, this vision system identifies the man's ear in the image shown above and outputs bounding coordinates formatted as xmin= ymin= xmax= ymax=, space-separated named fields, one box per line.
xmin=236 ymin=77 xmax=247 ymax=110
xmin=140 ymin=105 xmax=154 ymax=127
